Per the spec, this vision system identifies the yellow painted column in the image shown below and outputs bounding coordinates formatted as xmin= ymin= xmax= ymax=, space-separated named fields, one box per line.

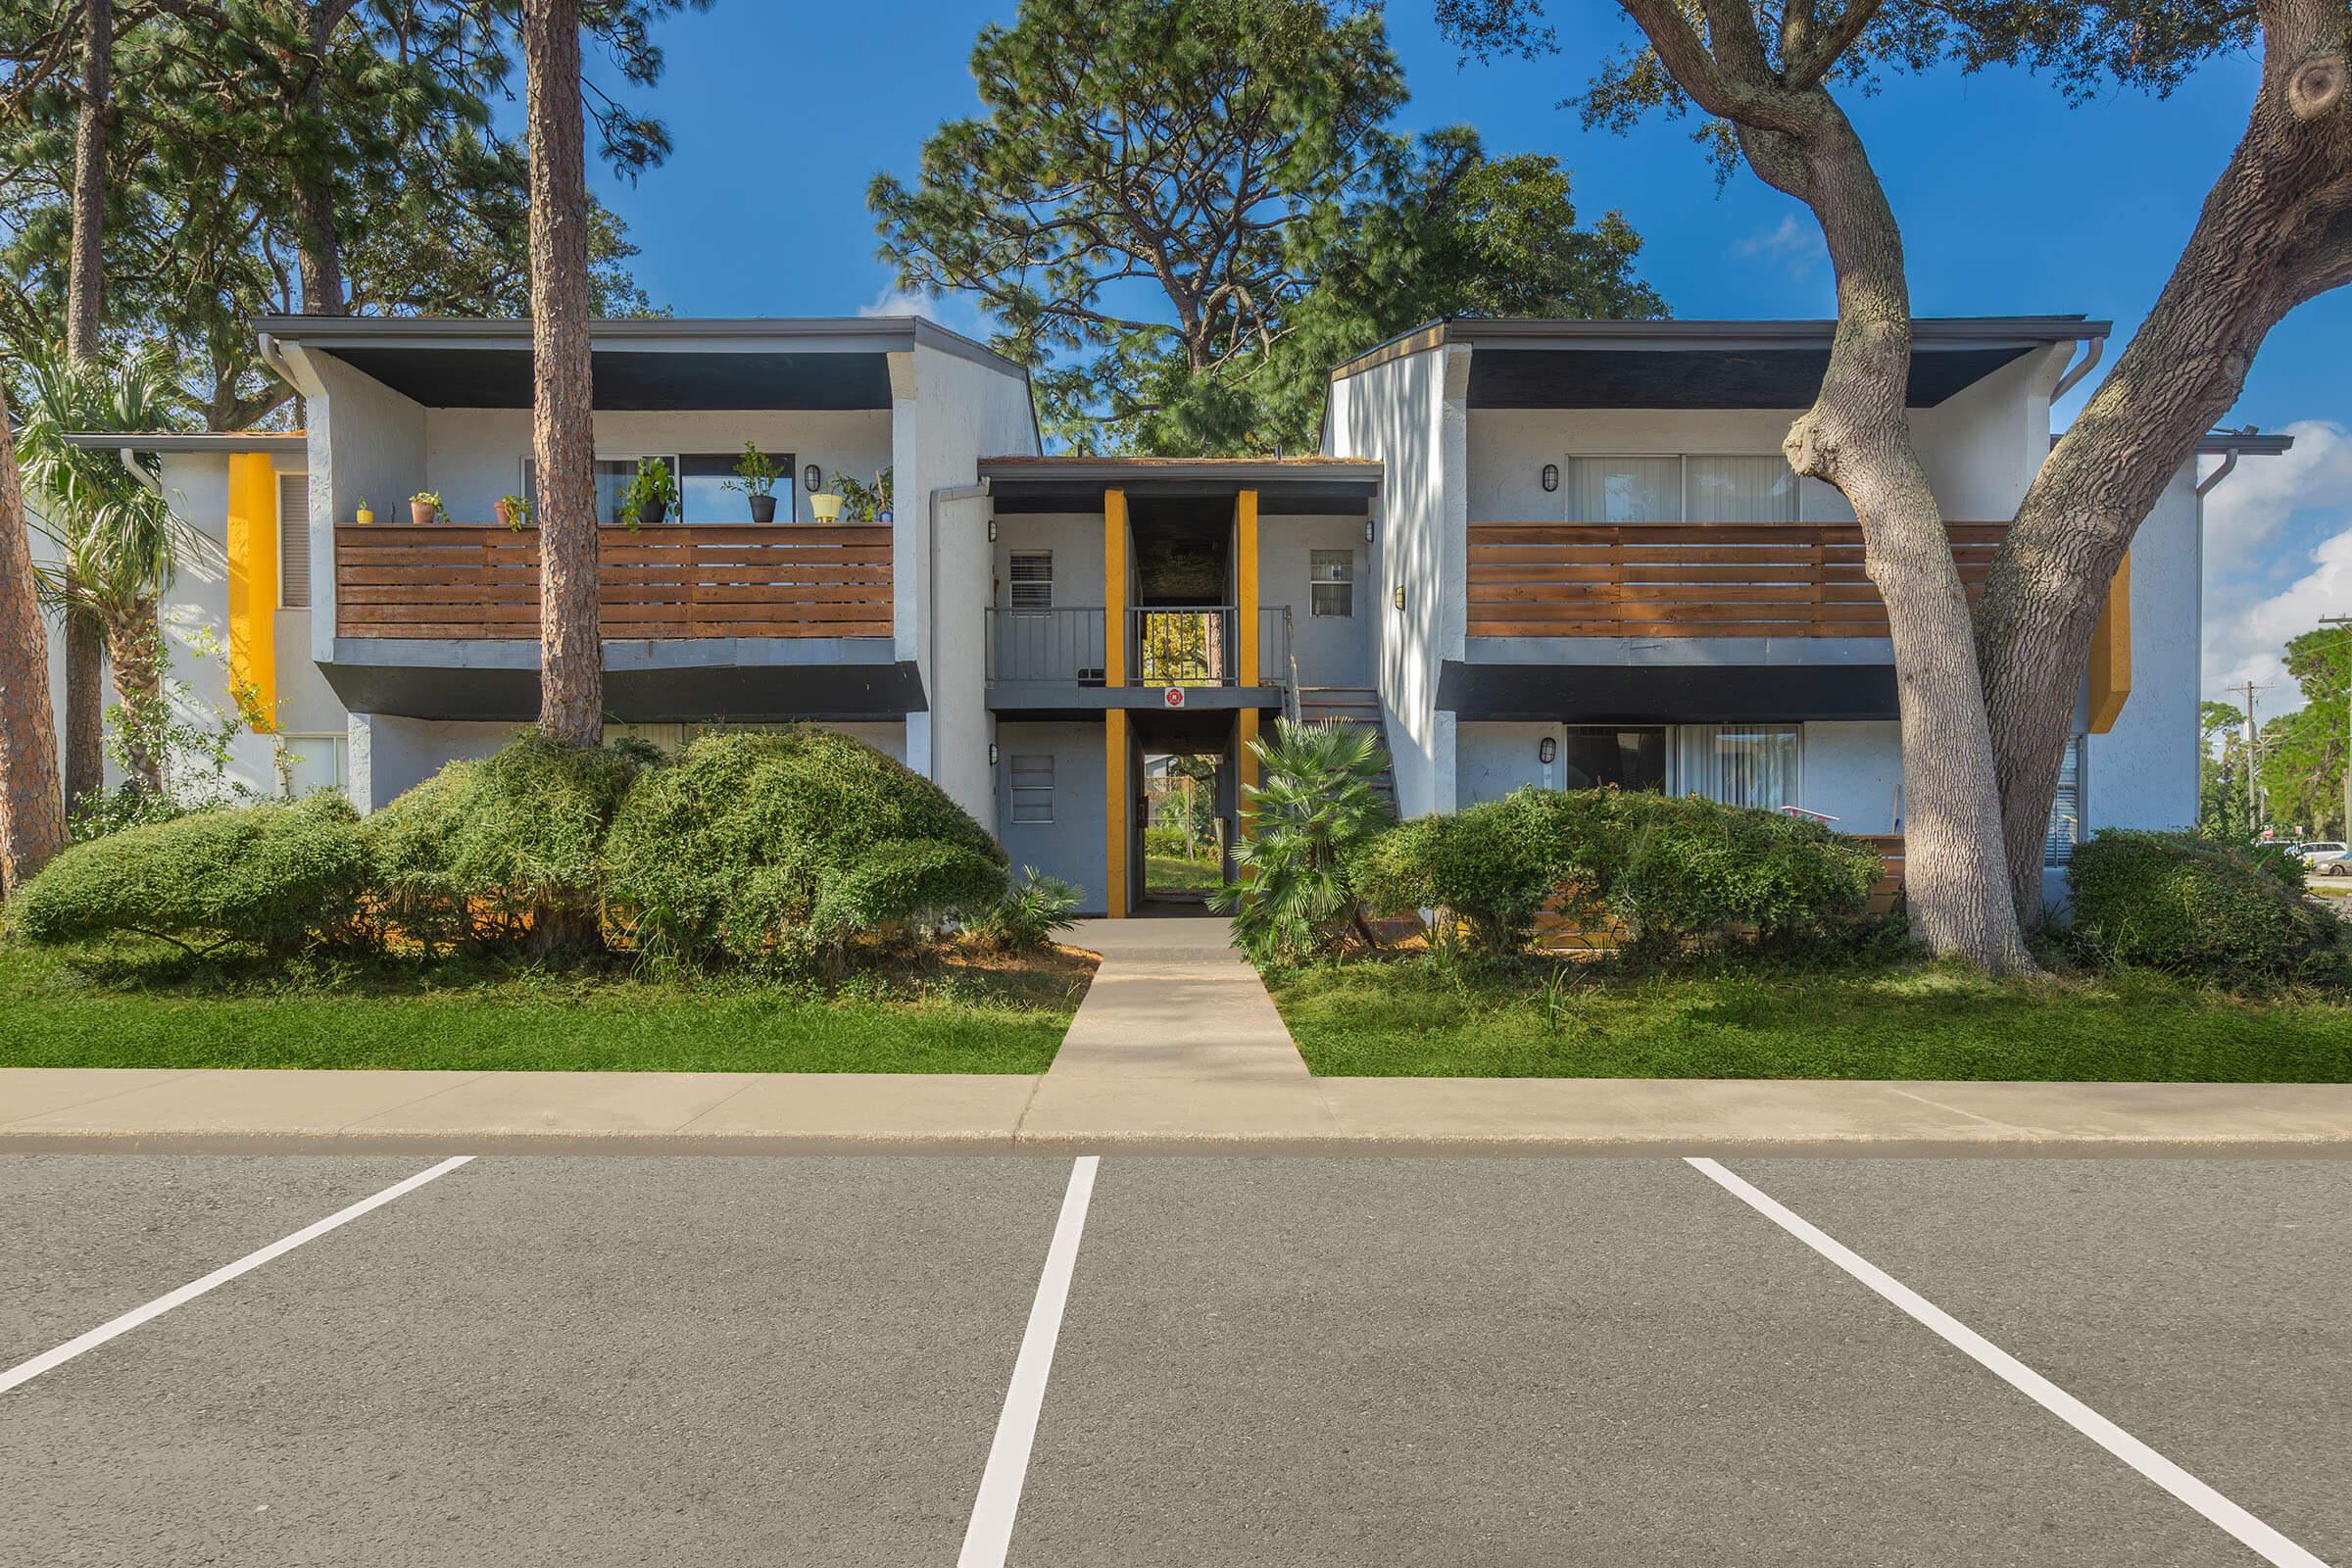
xmin=1103 ymin=488 xmax=1129 ymax=916
xmin=1236 ymin=488 xmax=1259 ymax=687
xmin=224 ymin=453 xmax=279 ymax=732
xmin=2087 ymin=550 xmax=2132 ymax=734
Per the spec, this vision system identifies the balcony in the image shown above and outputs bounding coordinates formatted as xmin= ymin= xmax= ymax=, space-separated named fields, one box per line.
xmin=1466 ymin=522 xmax=2007 ymax=639
xmin=333 ymin=523 xmax=894 ymax=641
xmin=985 ymin=606 xmax=1293 ymax=709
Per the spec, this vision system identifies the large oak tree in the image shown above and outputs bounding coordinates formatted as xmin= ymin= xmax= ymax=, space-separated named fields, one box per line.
xmin=1441 ymin=0 xmax=2352 ymax=963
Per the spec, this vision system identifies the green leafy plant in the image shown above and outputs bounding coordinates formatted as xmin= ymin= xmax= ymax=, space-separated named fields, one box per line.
xmin=620 ymin=460 xmax=679 ymax=526
xmin=965 ymin=868 xmax=1082 ymax=953
xmin=408 ymin=491 xmax=445 ymax=519
xmin=495 ymin=494 xmax=532 ymax=530
xmin=836 ymin=466 xmax=893 ymax=522
xmin=2068 ymin=828 xmax=2345 ymax=984
xmin=725 ymin=441 xmax=781 ymax=498
xmin=1211 ymin=718 xmax=1395 ymax=963
xmin=8 ymin=793 xmax=370 ymax=957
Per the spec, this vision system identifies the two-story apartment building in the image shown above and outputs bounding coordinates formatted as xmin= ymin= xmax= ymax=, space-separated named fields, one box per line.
xmin=40 ymin=312 xmax=2277 ymax=916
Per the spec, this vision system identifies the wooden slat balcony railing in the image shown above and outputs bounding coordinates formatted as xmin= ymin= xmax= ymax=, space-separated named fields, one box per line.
xmin=334 ymin=524 xmax=894 ymax=641
xmin=1466 ymin=522 xmax=2009 ymax=639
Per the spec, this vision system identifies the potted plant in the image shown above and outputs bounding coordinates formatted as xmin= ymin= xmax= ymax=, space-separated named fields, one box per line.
xmin=620 ymin=459 xmax=678 ymax=528
xmin=495 ymin=494 xmax=532 ymax=531
xmin=838 ymin=466 xmax=894 ymax=524
xmin=726 ymin=441 xmax=782 ymax=523
xmin=809 ymin=489 xmax=845 ymax=523
xmin=408 ymin=491 xmax=445 ymax=526
xmin=355 ymin=496 xmax=374 ymax=525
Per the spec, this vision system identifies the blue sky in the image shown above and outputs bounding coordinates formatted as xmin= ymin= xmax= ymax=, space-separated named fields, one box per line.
xmin=582 ymin=3 xmax=2349 ymax=715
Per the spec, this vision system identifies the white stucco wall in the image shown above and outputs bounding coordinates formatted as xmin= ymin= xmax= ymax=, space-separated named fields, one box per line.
xmin=2082 ymin=459 xmax=2201 ymax=834
xmin=993 ymin=719 xmax=1109 ymax=914
xmin=294 ymin=347 xmax=425 ymax=669
xmin=1260 ymin=514 xmax=1373 ymax=688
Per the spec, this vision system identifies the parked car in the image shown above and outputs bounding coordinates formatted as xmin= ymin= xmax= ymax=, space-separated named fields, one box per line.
xmin=2305 ymin=846 xmax=2352 ymax=876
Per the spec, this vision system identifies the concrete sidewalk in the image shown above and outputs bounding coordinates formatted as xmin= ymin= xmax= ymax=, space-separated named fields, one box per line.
xmin=6 ymin=1068 xmax=2352 ymax=1156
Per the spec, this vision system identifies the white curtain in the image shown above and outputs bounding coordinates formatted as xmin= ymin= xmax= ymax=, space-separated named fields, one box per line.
xmin=1687 ymin=456 xmax=1798 ymax=522
xmin=1677 ymin=725 xmax=1801 ymax=810
xmin=1570 ymin=457 xmax=1682 ymax=523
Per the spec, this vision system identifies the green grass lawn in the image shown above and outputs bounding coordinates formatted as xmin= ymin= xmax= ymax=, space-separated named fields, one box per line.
xmin=1270 ymin=956 xmax=2352 ymax=1081
xmin=0 ymin=942 xmax=1096 ymax=1074
xmin=1145 ymin=853 xmax=1225 ymax=892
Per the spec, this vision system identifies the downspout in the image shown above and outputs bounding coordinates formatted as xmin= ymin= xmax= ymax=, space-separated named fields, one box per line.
xmin=2195 ymin=449 xmax=2240 ymax=497
xmin=927 ymin=478 xmax=991 ymax=782
xmin=2051 ymin=334 xmax=2104 ymax=403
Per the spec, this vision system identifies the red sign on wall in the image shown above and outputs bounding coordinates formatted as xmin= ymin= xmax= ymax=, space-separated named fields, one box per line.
xmin=1162 ymin=687 xmax=1186 ymax=709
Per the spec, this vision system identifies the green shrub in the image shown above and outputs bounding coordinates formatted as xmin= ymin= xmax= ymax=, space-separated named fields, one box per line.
xmin=366 ymin=732 xmax=650 ymax=954
xmin=8 ymin=793 xmax=368 ymax=956
xmin=605 ymin=727 xmax=1005 ymax=965
xmin=965 ymin=868 xmax=1082 ymax=953
xmin=1144 ymin=823 xmax=1193 ymax=858
xmin=1356 ymin=788 xmax=1881 ymax=958
xmin=2068 ymin=829 xmax=2344 ymax=983
xmin=1213 ymin=718 xmax=1396 ymax=962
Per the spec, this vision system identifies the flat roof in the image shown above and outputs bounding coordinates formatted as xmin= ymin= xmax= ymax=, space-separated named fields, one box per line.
xmin=59 ymin=430 xmax=308 ymax=454
xmin=254 ymin=315 xmax=1027 ymax=411
xmin=978 ymin=455 xmax=1381 ymax=515
xmin=2196 ymin=430 xmax=2295 ymax=456
xmin=1331 ymin=315 xmax=2112 ymax=411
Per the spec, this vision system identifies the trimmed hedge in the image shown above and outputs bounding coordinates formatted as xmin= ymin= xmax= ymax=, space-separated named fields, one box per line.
xmin=8 ymin=793 xmax=368 ymax=956
xmin=2068 ymin=829 xmax=2344 ymax=982
xmin=1357 ymin=788 xmax=1883 ymax=956
xmin=604 ymin=728 xmax=1006 ymax=963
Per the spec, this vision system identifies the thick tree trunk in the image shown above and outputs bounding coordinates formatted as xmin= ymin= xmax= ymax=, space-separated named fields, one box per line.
xmin=63 ymin=611 xmax=105 ymax=811
xmin=66 ymin=0 xmax=110 ymax=363
xmin=1980 ymin=4 xmax=2352 ymax=925
xmin=292 ymin=1 xmax=347 ymax=317
xmin=0 ymin=381 xmax=68 ymax=889
xmin=522 ymin=0 xmax=602 ymax=753
xmin=102 ymin=601 xmax=164 ymax=796
xmin=1739 ymin=113 xmax=2035 ymax=974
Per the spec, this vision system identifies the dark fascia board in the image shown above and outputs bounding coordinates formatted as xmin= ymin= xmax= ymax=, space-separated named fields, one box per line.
xmin=1439 ymin=660 xmax=1900 ymax=724
xmin=252 ymin=314 xmax=1029 ymax=382
xmin=977 ymin=456 xmax=1380 ymax=486
xmin=2195 ymin=431 xmax=2295 ymax=456
xmin=1331 ymin=315 xmax=2111 ymax=382
xmin=59 ymin=430 xmax=307 ymax=454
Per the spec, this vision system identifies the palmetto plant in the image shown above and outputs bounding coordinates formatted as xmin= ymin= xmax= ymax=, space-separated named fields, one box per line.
xmin=1212 ymin=717 xmax=1395 ymax=963
xmin=14 ymin=346 xmax=195 ymax=800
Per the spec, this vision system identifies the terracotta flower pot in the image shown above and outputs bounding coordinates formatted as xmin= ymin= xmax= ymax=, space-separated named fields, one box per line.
xmin=410 ymin=500 xmax=436 ymax=526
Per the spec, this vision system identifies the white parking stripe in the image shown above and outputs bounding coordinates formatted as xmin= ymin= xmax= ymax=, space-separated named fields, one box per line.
xmin=1688 ymin=1156 xmax=2328 ymax=1568
xmin=958 ymin=1154 xmax=1101 ymax=1568
xmin=0 ymin=1155 xmax=475 ymax=1396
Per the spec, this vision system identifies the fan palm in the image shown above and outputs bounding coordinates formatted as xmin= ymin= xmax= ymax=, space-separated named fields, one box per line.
xmin=13 ymin=346 xmax=193 ymax=800
xmin=1212 ymin=717 xmax=1395 ymax=962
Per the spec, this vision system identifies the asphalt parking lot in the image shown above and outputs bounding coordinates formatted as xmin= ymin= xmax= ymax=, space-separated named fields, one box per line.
xmin=3 ymin=1154 xmax=2345 ymax=1567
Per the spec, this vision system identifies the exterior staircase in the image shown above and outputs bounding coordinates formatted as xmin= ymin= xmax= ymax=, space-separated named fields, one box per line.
xmin=1295 ymin=686 xmax=1398 ymax=809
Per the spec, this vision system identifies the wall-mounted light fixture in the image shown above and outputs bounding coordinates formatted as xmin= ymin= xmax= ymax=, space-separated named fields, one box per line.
xmin=1394 ymin=585 xmax=1405 ymax=611
xmin=1364 ymin=517 xmax=1375 ymax=543
xmin=1541 ymin=464 xmax=1560 ymax=493
xmin=987 ymin=517 xmax=999 ymax=542
xmin=989 ymin=742 xmax=1001 ymax=766
xmin=1539 ymin=736 xmax=1557 ymax=765
xmin=803 ymin=464 xmax=823 ymax=493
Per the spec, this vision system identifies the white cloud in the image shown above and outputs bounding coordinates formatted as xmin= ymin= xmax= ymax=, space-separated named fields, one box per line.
xmin=857 ymin=283 xmax=995 ymax=341
xmin=2201 ymin=419 xmax=2352 ymax=717
xmin=1733 ymin=214 xmax=1826 ymax=278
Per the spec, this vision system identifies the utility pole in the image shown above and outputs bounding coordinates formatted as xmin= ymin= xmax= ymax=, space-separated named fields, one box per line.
xmin=2325 ymin=616 xmax=2352 ymax=840
xmin=2232 ymin=678 xmax=2270 ymax=835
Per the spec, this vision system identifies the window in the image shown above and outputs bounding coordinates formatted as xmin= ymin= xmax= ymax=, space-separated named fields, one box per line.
xmin=1008 ymin=552 xmax=1054 ymax=610
xmin=1008 ymin=754 xmax=1054 ymax=823
xmin=277 ymin=471 xmax=311 ymax=609
xmin=1309 ymin=549 xmax=1355 ymax=617
xmin=678 ymin=451 xmax=792 ymax=524
xmin=1559 ymin=727 xmax=1666 ymax=792
xmin=1567 ymin=455 xmax=1808 ymax=523
xmin=2043 ymin=738 xmax=2082 ymax=866
xmin=276 ymin=733 xmax=346 ymax=798
xmin=523 ymin=456 xmax=683 ymax=525
xmin=1676 ymin=724 xmax=1801 ymax=811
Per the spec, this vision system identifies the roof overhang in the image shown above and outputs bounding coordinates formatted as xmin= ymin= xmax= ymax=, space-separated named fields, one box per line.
xmin=978 ymin=456 xmax=1381 ymax=514
xmin=2195 ymin=431 xmax=2295 ymax=456
xmin=253 ymin=315 xmax=1025 ymax=412
xmin=1333 ymin=316 xmax=2110 ymax=411
xmin=1441 ymin=661 xmax=1899 ymax=723
xmin=59 ymin=431 xmax=307 ymax=455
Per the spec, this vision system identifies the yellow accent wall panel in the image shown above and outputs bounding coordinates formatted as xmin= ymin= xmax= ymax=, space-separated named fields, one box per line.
xmin=224 ymin=453 xmax=279 ymax=732
xmin=1104 ymin=709 xmax=1129 ymax=918
xmin=1103 ymin=488 xmax=1129 ymax=688
xmin=1236 ymin=488 xmax=1260 ymax=687
xmin=2087 ymin=550 xmax=2132 ymax=734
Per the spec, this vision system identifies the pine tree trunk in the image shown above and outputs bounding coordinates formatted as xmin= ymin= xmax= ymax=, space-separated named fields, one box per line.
xmin=0 ymin=380 xmax=67 ymax=889
xmin=66 ymin=0 xmax=110 ymax=363
xmin=1739 ymin=110 xmax=2035 ymax=974
xmin=102 ymin=601 xmax=164 ymax=796
xmin=522 ymin=0 xmax=602 ymax=751
xmin=63 ymin=611 xmax=105 ymax=811
xmin=1980 ymin=10 xmax=2352 ymax=925
xmin=293 ymin=0 xmax=347 ymax=317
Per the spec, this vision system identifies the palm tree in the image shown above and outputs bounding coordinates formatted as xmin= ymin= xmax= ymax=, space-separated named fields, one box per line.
xmin=521 ymin=0 xmax=601 ymax=750
xmin=0 ymin=375 xmax=68 ymax=890
xmin=1212 ymin=718 xmax=1396 ymax=961
xmin=14 ymin=347 xmax=192 ymax=801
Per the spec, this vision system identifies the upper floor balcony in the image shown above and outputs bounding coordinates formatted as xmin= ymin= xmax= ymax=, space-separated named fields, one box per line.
xmin=985 ymin=605 xmax=1294 ymax=710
